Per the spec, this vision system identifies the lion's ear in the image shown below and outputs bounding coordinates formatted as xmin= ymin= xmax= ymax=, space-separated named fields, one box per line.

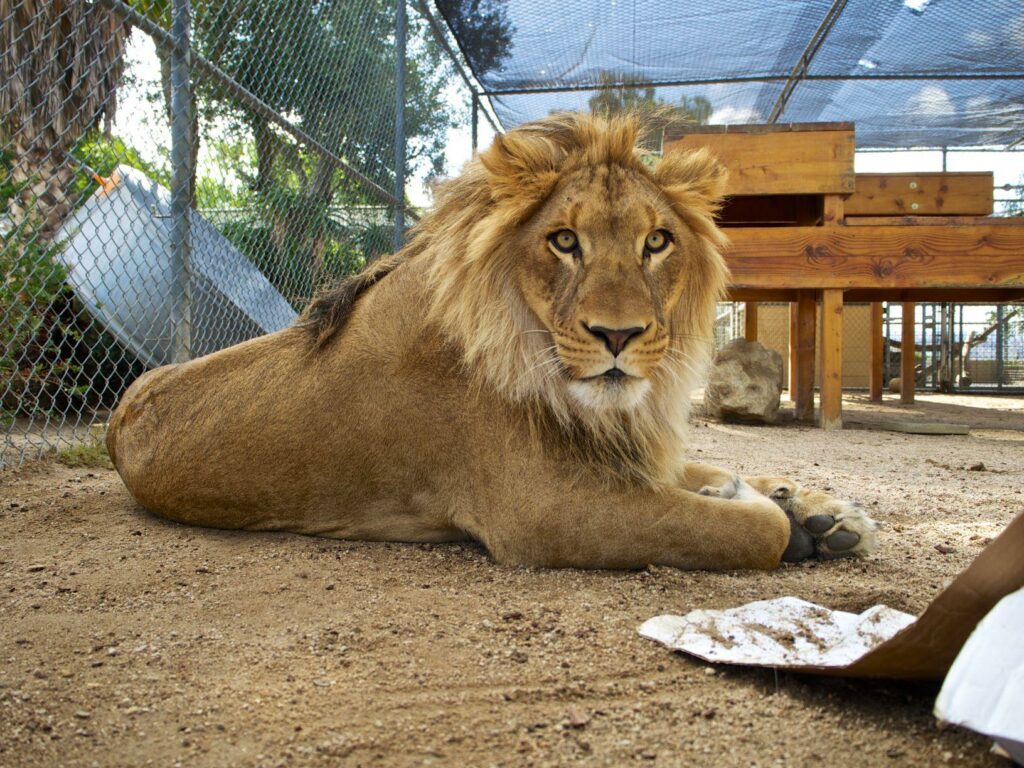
xmin=653 ymin=148 xmax=728 ymax=245
xmin=653 ymin=148 xmax=728 ymax=208
xmin=478 ymin=130 xmax=563 ymax=205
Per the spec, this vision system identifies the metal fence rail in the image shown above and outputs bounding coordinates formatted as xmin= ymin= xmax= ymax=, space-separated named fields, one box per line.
xmin=1 ymin=0 xmax=477 ymax=467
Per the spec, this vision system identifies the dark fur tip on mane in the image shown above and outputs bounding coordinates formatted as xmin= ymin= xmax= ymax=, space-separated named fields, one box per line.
xmin=297 ymin=253 xmax=405 ymax=349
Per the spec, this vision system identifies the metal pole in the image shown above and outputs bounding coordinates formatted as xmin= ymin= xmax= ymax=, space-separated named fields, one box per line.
xmin=392 ymin=0 xmax=407 ymax=253
xmin=471 ymin=92 xmax=479 ymax=154
xmin=170 ymin=0 xmax=193 ymax=363
xmin=996 ymin=304 xmax=1005 ymax=388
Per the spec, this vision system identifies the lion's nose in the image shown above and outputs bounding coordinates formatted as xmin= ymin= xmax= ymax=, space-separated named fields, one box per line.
xmin=584 ymin=324 xmax=646 ymax=356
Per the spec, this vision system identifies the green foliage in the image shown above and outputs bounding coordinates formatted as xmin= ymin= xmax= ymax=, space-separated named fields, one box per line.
xmin=1 ymin=133 xmax=150 ymax=421
xmin=588 ymin=72 xmax=712 ymax=124
xmin=435 ymin=0 xmax=514 ymax=77
xmin=57 ymin=432 xmax=113 ymax=470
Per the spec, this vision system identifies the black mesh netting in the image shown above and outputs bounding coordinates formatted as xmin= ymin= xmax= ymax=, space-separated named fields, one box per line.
xmin=436 ymin=0 xmax=1024 ymax=147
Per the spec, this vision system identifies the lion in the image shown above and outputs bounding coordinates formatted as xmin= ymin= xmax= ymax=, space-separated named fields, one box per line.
xmin=106 ymin=112 xmax=878 ymax=570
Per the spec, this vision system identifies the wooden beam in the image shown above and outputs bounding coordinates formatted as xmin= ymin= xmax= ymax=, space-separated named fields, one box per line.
xmin=795 ymin=291 xmax=817 ymax=422
xmin=788 ymin=302 xmax=798 ymax=402
xmin=901 ymin=302 xmax=916 ymax=405
xmin=729 ymin=288 xmax=799 ymax=302
xmin=730 ymin=287 xmax=1024 ymax=303
xmin=823 ymin=194 xmax=844 ymax=225
xmin=820 ymin=289 xmax=843 ymax=430
xmin=843 ymin=288 xmax=1024 ymax=303
xmin=846 ymin=172 xmax=993 ymax=217
xmin=724 ymin=223 xmax=1024 ymax=290
xmin=843 ymin=215 xmax=1020 ymax=227
xmin=744 ymin=302 xmax=758 ymax=341
xmin=869 ymin=302 xmax=884 ymax=402
xmin=664 ymin=127 xmax=855 ymax=196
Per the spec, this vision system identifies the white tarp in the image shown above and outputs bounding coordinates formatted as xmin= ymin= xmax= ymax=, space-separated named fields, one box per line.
xmin=935 ymin=588 xmax=1024 ymax=764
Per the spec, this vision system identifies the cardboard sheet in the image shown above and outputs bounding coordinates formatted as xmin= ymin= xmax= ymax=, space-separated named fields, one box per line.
xmin=640 ymin=511 xmax=1024 ymax=681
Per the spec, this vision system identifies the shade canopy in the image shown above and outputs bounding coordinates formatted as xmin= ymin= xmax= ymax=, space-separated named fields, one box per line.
xmin=435 ymin=0 xmax=1024 ymax=148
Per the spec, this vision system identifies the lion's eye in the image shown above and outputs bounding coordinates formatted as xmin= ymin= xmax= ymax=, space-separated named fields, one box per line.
xmin=644 ymin=229 xmax=672 ymax=254
xmin=549 ymin=229 xmax=579 ymax=254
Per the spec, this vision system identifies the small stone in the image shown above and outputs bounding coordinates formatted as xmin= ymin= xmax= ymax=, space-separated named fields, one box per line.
xmin=74 ymin=711 xmax=90 ymax=720
xmin=566 ymin=705 xmax=590 ymax=728
xmin=703 ymin=667 xmax=717 ymax=676
xmin=26 ymin=564 xmax=46 ymax=573
xmin=934 ymin=543 xmax=956 ymax=555
xmin=968 ymin=462 xmax=987 ymax=472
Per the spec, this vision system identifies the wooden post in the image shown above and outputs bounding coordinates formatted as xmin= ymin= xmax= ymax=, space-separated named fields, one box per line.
xmin=794 ymin=290 xmax=817 ymax=422
xmin=823 ymin=194 xmax=844 ymax=225
xmin=788 ymin=302 xmax=798 ymax=401
xmin=901 ymin=302 xmax=916 ymax=404
xmin=744 ymin=302 xmax=758 ymax=342
xmin=869 ymin=302 xmax=884 ymax=401
xmin=820 ymin=289 xmax=843 ymax=430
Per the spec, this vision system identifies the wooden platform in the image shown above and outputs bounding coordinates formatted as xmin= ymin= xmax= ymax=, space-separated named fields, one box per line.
xmin=664 ymin=123 xmax=1024 ymax=429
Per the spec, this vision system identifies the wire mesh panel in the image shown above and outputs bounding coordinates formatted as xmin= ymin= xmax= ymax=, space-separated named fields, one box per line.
xmin=884 ymin=302 xmax=1024 ymax=393
xmin=1 ymin=0 xmax=470 ymax=467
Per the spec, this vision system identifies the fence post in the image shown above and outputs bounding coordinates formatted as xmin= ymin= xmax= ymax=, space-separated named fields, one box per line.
xmin=169 ymin=0 xmax=193 ymax=363
xmin=996 ymin=304 xmax=1005 ymax=388
xmin=392 ymin=0 xmax=407 ymax=254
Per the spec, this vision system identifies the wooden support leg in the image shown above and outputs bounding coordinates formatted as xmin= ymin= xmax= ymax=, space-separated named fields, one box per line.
xmin=744 ymin=302 xmax=758 ymax=342
xmin=794 ymin=290 xmax=816 ymax=422
xmin=788 ymin=302 xmax=798 ymax=402
xmin=820 ymin=289 xmax=843 ymax=430
xmin=901 ymin=302 xmax=916 ymax=404
xmin=869 ymin=302 xmax=883 ymax=402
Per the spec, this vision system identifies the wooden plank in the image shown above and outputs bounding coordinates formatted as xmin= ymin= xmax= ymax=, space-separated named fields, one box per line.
xmin=843 ymin=288 xmax=1024 ymax=303
xmin=665 ymin=122 xmax=854 ymax=137
xmin=664 ymin=129 xmax=855 ymax=196
xmin=795 ymin=291 xmax=816 ymax=422
xmin=877 ymin=420 xmax=970 ymax=435
xmin=788 ymin=302 xmax=798 ymax=402
xmin=820 ymin=289 xmax=843 ymax=430
xmin=844 ymin=215 xmax=1022 ymax=226
xmin=847 ymin=173 xmax=993 ymax=217
xmin=901 ymin=302 xmax=916 ymax=405
xmin=730 ymin=288 xmax=1024 ymax=303
xmin=724 ymin=224 xmax=1024 ymax=290
xmin=744 ymin=302 xmax=758 ymax=341
xmin=869 ymin=302 xmax=884 ymax=402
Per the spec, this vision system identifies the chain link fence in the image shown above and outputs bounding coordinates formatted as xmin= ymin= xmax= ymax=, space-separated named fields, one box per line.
xmin=1 ymin=0 xmax=483 ymax=467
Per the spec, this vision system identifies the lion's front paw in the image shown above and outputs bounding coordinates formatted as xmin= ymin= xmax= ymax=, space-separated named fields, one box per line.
xmin=697 ymin=474 xmax=764 ymax=503
xmin=778 ymin=489 xmax=880 ymax=563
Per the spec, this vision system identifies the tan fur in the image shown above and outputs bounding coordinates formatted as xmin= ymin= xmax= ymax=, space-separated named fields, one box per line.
xmin=106 ymin=112 xmax=870 ymax=571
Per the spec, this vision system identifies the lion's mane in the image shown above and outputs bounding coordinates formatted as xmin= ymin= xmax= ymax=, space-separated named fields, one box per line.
xmin=301 ymin=113 xmax=730 ymax=487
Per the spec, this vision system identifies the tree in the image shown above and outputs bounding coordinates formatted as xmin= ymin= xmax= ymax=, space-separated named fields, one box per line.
xmin=0 ymin=0 xmax=129 ymax=245
xmin=134 ymin=0 xmax=506 ymax=289
xmin=587 ymin=72 xmax=712 ymax=150
xmin=434 ymin=0 xmax=514 ymax=76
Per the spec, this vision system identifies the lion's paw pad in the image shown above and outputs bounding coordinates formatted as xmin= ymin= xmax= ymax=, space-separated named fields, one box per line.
xmin=783 ymin=498 xmax=880 ymax=563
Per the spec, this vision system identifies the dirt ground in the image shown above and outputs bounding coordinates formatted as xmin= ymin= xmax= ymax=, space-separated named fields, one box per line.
xmin=2 ymin=394 xmax=1022 ymax=767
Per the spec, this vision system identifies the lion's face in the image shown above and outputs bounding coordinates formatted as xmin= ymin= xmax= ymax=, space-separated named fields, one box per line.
xmin=513 ymin=163 xmax=701 ymax=412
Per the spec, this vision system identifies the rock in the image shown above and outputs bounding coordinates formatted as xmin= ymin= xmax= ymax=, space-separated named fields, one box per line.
xmin=703 ymin=339 xmax=783 ymax=423
xmin=889 ymin=377 xmax=902 ymax=394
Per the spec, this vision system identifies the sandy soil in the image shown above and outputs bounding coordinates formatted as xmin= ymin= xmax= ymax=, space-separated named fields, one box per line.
xmin=2 ymin=395 xmax=1022 ymax=767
